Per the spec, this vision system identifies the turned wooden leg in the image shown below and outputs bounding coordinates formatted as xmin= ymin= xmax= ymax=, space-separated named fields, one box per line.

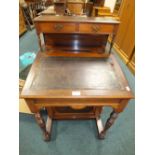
xmin=35 ymin=112 xmax=51 ymax=141
xmin=100 ymin=110 xmax=119 ymax=139
xmin=95 ymin=107 xmax=105 ymax=139
xmin=36 ymin=32 xmax=42 ymax=51
xmin=36 ymin=32 xmax=45 ymax=51
xmin=109 ymin=34 xmax=116 ymax=55
xmin=46 ymin=108 xmax=53 ymax=139
xmin=96 ymin=116 xmax=104 ymax=139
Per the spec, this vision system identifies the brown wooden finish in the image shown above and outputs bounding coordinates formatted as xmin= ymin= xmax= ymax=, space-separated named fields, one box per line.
xmin=54 ymin=0 xmax=66 ymax=15
xmin=46 ymin=116 xmax=52 ymax=137
xmin=44 ymin=33 xmax=108 ymax=47
xmin=21 ymin=52 xmax=132 ymax=99
xmin=96 ymin=116 xmax=104 ymax=138
xmin=19 ymin=5 xmax=27 ymax=36
xmin=44 ymin=50 xmax=110 ymax=58
xmin=35 ymin=112 xmax=51 ymax=141
xmin=50 ymin=107 xmax=97 ymax=120
xmin=34 ymin=15 xmax=120 ymax=57
xmin=37 ymin=22 xmax=77 ymax=33
xmin=37 ymin=22 xmax=115 ymax=34
xmin=21 ymin=51 xmax=133 ymax=141
xmin=94 ymin=0 xmax=105 ymax=6
xmin=79 ymin=23 xmax=114 ymax=33
xmin=93 ymin=6 xmax=111 ymax=17
xmin=85 ymin=2 xmax=93 ymax=17
xmin=127 ymin=51 xmax=135 ymax=74
xmin=100 ymin=110 xmax=119 ymax=139
xmin=66 ymin=1 xmax=84 ymax=15
xmin=43 ymin=33 xmax=109 ymax=56
xmin=34 ymin=15 xmax=120 ymax=23
xmin=95 ymin=106 xmax=105 ymax=138
xmin=113 ymin=0 xmax=135 ymax=74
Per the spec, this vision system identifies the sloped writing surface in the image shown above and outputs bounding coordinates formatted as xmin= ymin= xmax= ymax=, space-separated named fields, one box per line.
xmin=30 ymin=56 xmax=125 ymax=91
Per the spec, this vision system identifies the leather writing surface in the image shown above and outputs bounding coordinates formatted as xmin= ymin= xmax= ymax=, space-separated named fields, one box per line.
xmin=30 ymin=56 xmax=125 ymax=90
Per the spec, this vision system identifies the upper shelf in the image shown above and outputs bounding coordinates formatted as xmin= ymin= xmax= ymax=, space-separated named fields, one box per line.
xmin=34 ymin=15 xmax=120 ymax=24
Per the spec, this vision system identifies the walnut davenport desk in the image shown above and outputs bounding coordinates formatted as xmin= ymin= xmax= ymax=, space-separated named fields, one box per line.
xmin=21 ymin=16 xmax=133 ymax=141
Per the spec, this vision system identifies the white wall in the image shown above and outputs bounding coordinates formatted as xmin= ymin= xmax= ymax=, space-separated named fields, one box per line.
xmin=104 ymin=0 xmax=117 ymax=12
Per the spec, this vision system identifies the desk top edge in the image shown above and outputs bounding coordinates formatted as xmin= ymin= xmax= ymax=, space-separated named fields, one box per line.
xmin=21 ymin=52 xmax=133 ymax=99
xmin=34 ymin=15 xmax=120 ymax=24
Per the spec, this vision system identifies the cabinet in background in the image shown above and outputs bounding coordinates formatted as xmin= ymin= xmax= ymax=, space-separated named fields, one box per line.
xmin=19 ymin=5 xmax=27 ymax=36
xmin=113 ymin=0 xmax=135 ymax=74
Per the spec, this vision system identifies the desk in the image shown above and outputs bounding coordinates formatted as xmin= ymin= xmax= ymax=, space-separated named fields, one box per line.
xmin=34 ymin=15 xmax=120 ymax=57
xmin=21 ymin=52 xmax=133 ymax=141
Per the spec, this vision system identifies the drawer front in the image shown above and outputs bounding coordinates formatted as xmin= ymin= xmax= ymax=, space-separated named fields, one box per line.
xmin=38 ymin=22 xmax=76 ymax=33
xmin=79 ymin=24 xmax=114 ymax=34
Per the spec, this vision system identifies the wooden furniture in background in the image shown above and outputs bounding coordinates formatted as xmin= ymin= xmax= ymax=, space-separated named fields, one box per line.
xmin=66 ymin=1 xmax=84 ymax=15
xmin=84 ymin=2 xmax=93 ymax=17
xmin=113 ymin=0 xmax=135 ymax=74
xmin=26 ymin=1 xmax=47 ymax=19
xmin=19 ymin=5 xmax=27 ymax=36
xmin=54 ymin=0 xmax=66 ymax=15
xmin=93 ymin=6 xmax=112 ymax=17
xmin=45 ymin=0 xmax=53 ymax=7
xmin=34 ymin=15 xmax=120 ymax=57
xmin=21 ymin=3 xmax=34 ymax=30
xmin=113 ymin=0 xmax=122 ymax=15
xmin=21 ymin=52 xmax=133 ymax=141
xmin=94 ymin=0 xmax=105 ymax=6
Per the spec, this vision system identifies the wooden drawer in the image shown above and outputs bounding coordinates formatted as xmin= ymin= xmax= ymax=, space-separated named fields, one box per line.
xmin=38 ymin=22 xmax=77 ymax=33
xmin=79 ymin=24 xmax=114 ymax=34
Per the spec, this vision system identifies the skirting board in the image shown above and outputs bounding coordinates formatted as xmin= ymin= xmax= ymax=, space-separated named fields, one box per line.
xmin=127 ymin=61 xmax=135 ymax=75
xmin=113 ymin=43 xmax=129 ymax=64
xmin=111 ymin=41 xmax=135 ymax=74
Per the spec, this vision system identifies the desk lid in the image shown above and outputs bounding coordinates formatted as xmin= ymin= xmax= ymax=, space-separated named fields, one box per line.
xmin=21 ymin=52 xmax=133 ymax=99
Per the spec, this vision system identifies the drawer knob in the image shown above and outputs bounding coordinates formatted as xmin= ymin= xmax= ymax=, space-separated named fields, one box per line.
xmin=91 ymin=25 xmax=100 ymax=32
xmin=54 ymin=24 xmax=64 ymax=31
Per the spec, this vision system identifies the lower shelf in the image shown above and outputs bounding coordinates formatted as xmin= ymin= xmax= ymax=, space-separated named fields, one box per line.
xmin=45 ymin=50 xmax=110 ymax=58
